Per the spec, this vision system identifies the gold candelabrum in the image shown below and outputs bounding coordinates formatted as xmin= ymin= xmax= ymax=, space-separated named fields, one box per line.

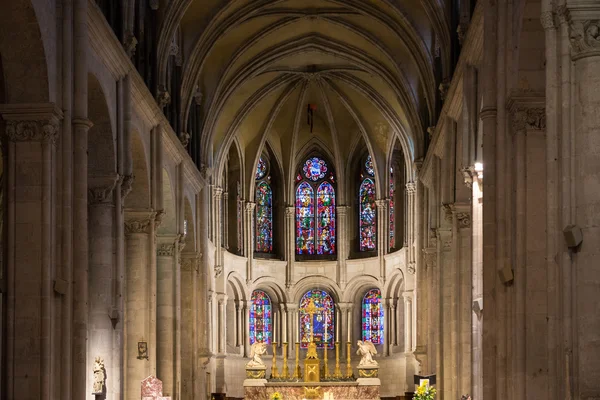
xmin=293 ymin=342 xmax=302 ymax=379
xmin=271 ymin=342 xmax=279 ymax=378
xmin=323 ymin=340 xmax=329 ymax=379
xmin=334 ymin=342 xmax=342 ymax=378
xmin=346 ymin=342 xmax=353 ymax=378
xmin=282 ymin=342 xmax=290 ymax=378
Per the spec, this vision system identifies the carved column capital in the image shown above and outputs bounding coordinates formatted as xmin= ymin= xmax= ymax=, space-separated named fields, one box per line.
xmin=149 ymin=0 xmax=159 ymax=10
xmin=422 ymin=248 xmax=437 ymax=269
xmin=245 ymin=202 xmax=256 ymax=212
xmin=157 ymin=243 xmax=176 ymax=257
xmin=0 ymin=103 xmax=64 ymax=145
xmin=157 ymin=86 xmax=171 ymax=108
xmin=88 ymin=174 xmax=119 ymax=205
xmin=375 ymin=199 xmax=387 ymax=208
xmin=213 ymin=186 xmax=223 ymax=199
xmin=124 ymin=210 xmax=156 ymax=235
xmin=540 ymin=11 xmax=556 ymax=30
xmin=181 ymin=255 xmax=200 ymax=272
xmin=285 ymin=206 xmax=295 ymax=217
xmin=511 ymin=107 xmax=546 ymax=135
xmin=123 ymin=31 xmax=138 ymax=58
xmin=569 ymin=19 xmax=600 ymax=60
xmin=405 ymin=182 xmax=417 ymax=194
xmin=336 ymin=205 xmax=349 ymax=215
xmin=120 ymin=174 xmax=135 ymax=201
xmin=179 ymin=131 xmax=191 ymax=148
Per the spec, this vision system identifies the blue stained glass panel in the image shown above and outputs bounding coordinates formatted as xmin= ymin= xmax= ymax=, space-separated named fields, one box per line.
xmin=316 ymin=182 xmax=336 ymax=255
xmin=256 ymin=157 xmax=267 ymax=179
xmin=255 ymin=181 xmax=273 ymax=253
xmin=365 ymin=155 xmax=375 ymax=176
xmin=303 ymin=157 xmax=328 ymax=181
xmin=299 ymin=290 xmax=335 ymax=349
xmin=250 ymin=290 xmax=272 ymax=344
xmin=361 ymin=289 xmax=384 ymax=344
xmin=296 ymin=182 xmax=315 ymax=254
xmin=359 ymin=178 xmax=377 ymax=251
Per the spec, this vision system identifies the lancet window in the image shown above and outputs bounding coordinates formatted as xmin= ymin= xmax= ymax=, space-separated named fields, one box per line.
xmin=255 ymin=157 xmax=273 ymax=253
xmin=249 ymin=290 xmax=272 ymax=344
xmin=361 ymin=288 xmax=384 ymax=344
xmin=295 ymin=156 xmax=336 ymax=256
xmin=359 ymin=155 xmax=377 ymax=252
xmin=299 ymin=289 xmax=335 ymax=349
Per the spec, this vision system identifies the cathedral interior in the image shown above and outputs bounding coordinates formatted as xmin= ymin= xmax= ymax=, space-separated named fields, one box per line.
xmin=1 ymin=0 xmax=599 ymax=399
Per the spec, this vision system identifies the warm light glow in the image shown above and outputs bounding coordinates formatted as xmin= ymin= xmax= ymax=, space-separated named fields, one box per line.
xmin=474 ymin=162 xmax=483 ymax=172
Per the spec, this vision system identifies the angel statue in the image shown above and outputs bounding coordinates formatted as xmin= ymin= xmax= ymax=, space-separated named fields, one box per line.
xmin=246 ymin=342 xmax=268 ymax=367
xmin=356 ymin=340 xmax=378 ymax=367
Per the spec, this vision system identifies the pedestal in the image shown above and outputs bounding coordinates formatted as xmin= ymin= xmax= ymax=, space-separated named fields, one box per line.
xmin=244 ymin=366 xmax=267 ymax=387
xmin=357 ymin=366 xmax=380 ymax=386
xmin=304 ymin=358 xmax=321 ymax=382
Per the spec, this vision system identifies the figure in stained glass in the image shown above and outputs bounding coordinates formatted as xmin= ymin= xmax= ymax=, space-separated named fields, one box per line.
xmin=359 ymin=178 xmax=377 ymax=251
xmin=255 ymin=157 xmax=267 ymax=179
xmin=249 ymin=290 xmax=272 ymax=344
xmin=316 ymin=182 xmax=336 ymax=255
xmin=296 ymin=182 xmax=315 ymax=254
xmin=303 ymin=157 xmax=328 ymax=181
xmin=365 ymin=155 xmax=375 ymax=176
xmin=362 ymin=288 xmax=384 ymax=344
xmin=389 ymin=167 xmax=395 ymax=249
xmin=299 ymin=290 xmax=335 ymax=349
xmin=255 ymin=181 xmax=273 ymax=252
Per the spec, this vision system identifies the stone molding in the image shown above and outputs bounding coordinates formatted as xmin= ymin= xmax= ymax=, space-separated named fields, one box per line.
xmin=157 ymin=243 xmax=176 ymax=257
xmin=124 ymin=210 xmax=156 ymax=235
xmin=569 ymin=19 xmax=600 ymax=60
xmin=0 ymin=103 xmax=63 ymax=145
xmin=407 ymin=262 xmax=416 ymax=275
xmin=336 ymin=205 xmax=349 ymax=215
xmin=405 ymin=182 xmax=416 ymax=194
xmin=507 ymin=91 xmax=546 ymax=135
xmin=88 ymin=174 xmax=120 ymax=205
xmin=540 ymin=11 xmax=556 ymax=30
xmin=285 ymin=206 xmax=295 ymax=217
xmin=213 ymin=186 xmax=223 ymax=199
xmin=422 ymin=249 xmax=437 ymax=269
xmin=157 ymin=85 xmax=171 ymax=108
xmin=120 ymin=174 xmax=135 ymax=201
xmin=123 ymin=30 xmax=138 ymax=58
xmin=245 ymin=202 xmax=256 ymax=212
xmin=179 ymin=131 xmax=191 ymax=148
xmin=479 ymin=106 xmax=497 ymax=121
xmin=455 ymin=212 xmax=471 ymax=228
xmin=181 ymin=255 xmax=200 ymax=272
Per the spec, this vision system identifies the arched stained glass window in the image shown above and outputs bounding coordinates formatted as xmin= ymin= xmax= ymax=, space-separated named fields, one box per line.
xmin=303 ymin=157 xmax=328 ymax=181
xmin=365 ymin=155 xmax=375 ymax=176
xmin=361 ymin=289 xmax=384 ymax=344
xmin=255 ymin=181 xmax=273 ymax=252
xmin=359 ymin=178 xmax=377 ymax=251
xmin=389 ymin=167 xmax=395 ymax=249
xmin=316 ymin=182 xmax=336 ymax=255
xmin=249 ymin=290 xmax=272 ymax=344
xmin=256 ymin=157 xmax=267 ymax=179
xmin=299 ymin=289 xmax=335 ymax=349
xmin=296 ymin=182 xmax=315 ymax=254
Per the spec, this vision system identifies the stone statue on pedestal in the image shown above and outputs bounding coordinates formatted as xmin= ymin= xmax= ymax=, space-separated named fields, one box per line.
xmin=356 ymin=340 xmax=378 ymax=367
xmin=247 ymin=342 xmax=268 ymax=367
xmin=92 ymin=357 xmax=105 ymax=395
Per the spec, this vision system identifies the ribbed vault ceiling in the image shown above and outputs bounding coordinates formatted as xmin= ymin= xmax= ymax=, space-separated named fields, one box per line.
xmin=167 ymin=0 xmax=449 ymax=198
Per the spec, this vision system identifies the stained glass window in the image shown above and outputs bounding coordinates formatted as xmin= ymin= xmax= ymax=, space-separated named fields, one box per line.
xmin=389 ymin=167 xmax=395 ymax=249
xmin=256 ymin=157 xmax=267 ymax=179
xmin=296 ymin=182 xmax=315 ymax=254
xmin=249 ymin=290 xmax=272 ymax=344
xmin=299 ymin=289 xmax=335 ymax=349
xmin=359 ymin=178 xmax=377 ymax=251
xmin=303 ymin=157 xmax=328 ymax=181
xmin=316 ymin=182 xmax=336 ymax=255
xmin=365 ymin=155 xmax=375 ymax=176
xmin=361 ymin=289 xmax=384 ymax=344
xmin=255 ymin=182 xmax=273 ymax=252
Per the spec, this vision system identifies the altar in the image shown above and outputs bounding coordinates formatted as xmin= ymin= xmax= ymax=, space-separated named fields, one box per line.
xmin=243 ymin=299 xmax=381 ymax=400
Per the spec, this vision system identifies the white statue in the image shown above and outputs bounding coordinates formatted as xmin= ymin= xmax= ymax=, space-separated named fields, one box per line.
xmin=246 ymin=342 xmax=268 ymax=367
xmin=356 ymin=340 xmax=378 ymax=367
xmin=92 ymin=356 xmax=105 ymax=394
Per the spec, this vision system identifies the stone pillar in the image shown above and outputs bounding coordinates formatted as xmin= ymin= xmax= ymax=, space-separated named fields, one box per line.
xmin=180 ymin=254 xmax=199 ymax=400
xmin=567 ymin=14 xmax=600 ymax=397
xmin=244 ymin=202 xmax=256 ymax=283
xmin=405 ymin=183 xmax=417 ymax=273
xmin=157 ymin=236 xmax=177 ymax=396
xmin=382 ymin=299 xmax=390 ymax=356
xmin=217 ymin=294 xmax=228 ymax=354
xmin=243 ymin=300 xmax=251 ymax=357
xmin=287 ymin=304 xmax=298 ymax=352
xmin=0 ymin=105 xmax=62 ymax=399
xmin=223 ymin=191 xmax=229 ymax=249
xmin=375 ymin=200 xmax=387 ymax=279
xmin=403 ymin=293 xmax=413 ymax=353
xmin=285 ymin=206 xmax=295 ymax=287
xmin=390 ymin=302 xmax=397 ymax=348
xmin=88 ymin=175 xmax=119 ymax=397
xmin=124 ymin=210 xmax=155 ymax=400
xmin=336 ymin=206 xmax=349 ymax=286
xmin=236 ymin=301 xmax=243 ymax=347
xmin=213 ymin=187 xmax=223 ymax=272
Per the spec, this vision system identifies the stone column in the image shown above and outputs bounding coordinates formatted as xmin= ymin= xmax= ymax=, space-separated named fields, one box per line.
xmin=285 ymin=206 xmax=295 ymax=287
xmin=236 ymin=301 xmax=243 ymax=347
xmin=243 ymin=300 xmax=251 ymax=357
xmin=375 ymin=200 xmax=388 ymax=279
xmin=0 ymin=105 xmax=61 ymax=399
xmin=223 ymin=191 xmax=229 ymax=249
xmin=244 ymin=202 xmax=256 ymax=283
xmin=567 ymin=14 xmax=600 ymax=397
xmin=180 ymin=254 xmax=199 ymax=400
xmin=336 ymin=206 xmax=349 ymax=286
xmin=287 ymin=304 xmax=298 ymax=352
xmin=217 ymin=294 xmax=228 ymax=354
xmin=157 ymin=236 xmax=177 ymax=396
xmin=403 ymin=293 xmax=414 ymax=353
xmin=382 ymin=298 xmax=390 ymax=356
xmin=124 ymin=210 xmax=156 ymax=400
xmin=405 ymin=183 xmax=417 ymax=272
xmin=213 ymin=187 xmax=223 ymax=272
xmin=88 ymin=175 xmax=119 ymax=396
xmin=390 ymin=302 xmax=397 ymax=348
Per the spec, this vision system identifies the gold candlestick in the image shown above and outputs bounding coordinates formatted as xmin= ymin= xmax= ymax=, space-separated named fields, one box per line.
xmin=282 ymin=342 xmax=289 ymax=379
xmin=346 ymin=341 xmax=352 ymax=378
xmin=292 ymin=342 xmax=302 ymax=379
xmin=334 ymin=342 xmax=342 ymax=378
xmin=271 ymin=342 xmax=279 ymax=378
xmin=323 ymin=343 xmax=329 ymax=379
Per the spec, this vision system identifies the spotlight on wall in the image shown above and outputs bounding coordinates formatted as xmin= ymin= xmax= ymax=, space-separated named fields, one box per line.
xmin=498 ymin=265 xmax=514 ymax=285
xmin=563 ymin=224 xmax=583 ymax=249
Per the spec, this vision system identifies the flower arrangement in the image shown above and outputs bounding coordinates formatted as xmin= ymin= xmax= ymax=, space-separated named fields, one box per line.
xmin=413 ymin=383 xmax=437 ymax=400
xmin=270 ymin=391 xmax=283 ymax=400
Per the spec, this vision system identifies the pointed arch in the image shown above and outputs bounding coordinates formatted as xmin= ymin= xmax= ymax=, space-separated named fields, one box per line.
xmin=299 ymin=289 xmax=335 ymax=349
xmin=255 ymin=181 xmax=273 ymax=253
xmin=361 ymin=288 xmax=384 ymax=344
xmin=295 ymin=182 xmax=315 ymax=255
xmin=249 ymin=289 xmax=273 ymax=344
xmin=359 ymin=177 xmax=376 ymax=252
xmin=316 ymin=181 xmax=336 ymax=255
